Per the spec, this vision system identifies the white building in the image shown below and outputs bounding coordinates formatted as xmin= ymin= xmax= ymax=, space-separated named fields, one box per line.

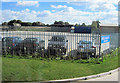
xmin=100 ymin=24 xmax=118 ymax=33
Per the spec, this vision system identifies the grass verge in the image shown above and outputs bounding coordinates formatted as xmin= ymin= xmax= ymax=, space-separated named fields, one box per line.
xmin=2 ymin=49 xmax=120 ymax=82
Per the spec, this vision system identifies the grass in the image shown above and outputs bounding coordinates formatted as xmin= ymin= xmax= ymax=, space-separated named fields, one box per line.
xmin=2 ymin=48 xmax=120 ymax=82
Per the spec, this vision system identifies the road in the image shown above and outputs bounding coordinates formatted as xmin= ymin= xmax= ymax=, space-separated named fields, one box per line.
xmin=87 ymin=72 xmax=120 ymax=81
xmin=85 ymin=71 xmax=119 ymax=81
xmin=71 ymin=70 xmax=119 ymax=83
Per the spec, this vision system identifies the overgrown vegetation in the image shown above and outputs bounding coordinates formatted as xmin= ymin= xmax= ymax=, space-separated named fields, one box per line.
xmin=2 ymin=48 xmax=119 ymax=82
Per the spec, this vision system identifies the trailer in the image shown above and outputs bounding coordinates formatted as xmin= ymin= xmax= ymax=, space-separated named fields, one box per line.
xmin=71 ymin=26 xmax=92 ymax=33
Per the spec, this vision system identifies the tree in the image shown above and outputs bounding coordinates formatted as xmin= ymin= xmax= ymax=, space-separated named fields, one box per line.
xmin=8 ymin=19 xmax=17 ymax=25
xmin=16 ymin=20 xmax=22 ymax=24
xmin=59 ymin=21 xmax=64 ymax=25
xmin=46 ymin=24 xmax=49 ymax=26
xmin=32 ymin=22 xmax=43 ymax=26
xmin=91 ymin=21 xmax=100 ymax=29
xmin=21 ymin=22 xmax=32 ymax=26
xmin=27 ymin=22 xmax=32 ymax=26
xmin=91 ymin=21 xmax=97 ymax=29
xmin=54 ymin=21 xmax=70 ymax=25
xmin=54 ymin=21 xmax=60 ymax=24
xmin=96 ymin=20 xmax=100 ymax=28
xmin=2 ymin=22 xmax=8 ymax=26
xmin=12 ymin=19 xmax=17 ymax=23
xmin=75 ymin=23 xmax=79 ymax=26
xmin=65 ymin=22 xmax=69 ymax=25
xmin=81 ymin=23 xmax=86 ymax=27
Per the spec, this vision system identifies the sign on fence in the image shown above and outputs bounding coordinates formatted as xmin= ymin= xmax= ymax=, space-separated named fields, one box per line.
xmin=101 ymin=35 xmax=110 ymax=44
xmin=101 ymin=35 xmax=110 ymax=52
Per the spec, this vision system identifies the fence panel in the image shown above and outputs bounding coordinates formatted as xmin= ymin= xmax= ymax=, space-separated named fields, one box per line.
xmin=1 ymin=31 xmax=101 ymax=60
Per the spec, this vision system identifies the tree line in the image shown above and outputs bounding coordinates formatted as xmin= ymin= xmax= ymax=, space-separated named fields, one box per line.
xmin=2 ymin=19 xmax=100 ymax=28
xmin=2 ymin=19 xmax=45 ymax=26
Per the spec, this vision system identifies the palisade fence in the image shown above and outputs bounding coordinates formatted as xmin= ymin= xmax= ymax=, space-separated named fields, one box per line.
xmin=101 ymin=33 xmax=120 ymax=56
xmin=0 ymin=31 xmax=119 ymax=61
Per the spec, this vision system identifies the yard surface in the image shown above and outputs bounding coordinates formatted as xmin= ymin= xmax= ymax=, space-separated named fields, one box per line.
xmin=2 ymin=50 xmax=120 ymax=82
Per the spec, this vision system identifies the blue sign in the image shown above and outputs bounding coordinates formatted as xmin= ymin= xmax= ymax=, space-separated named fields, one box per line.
xmin=101 ymin=35 xmax=110 ymax=44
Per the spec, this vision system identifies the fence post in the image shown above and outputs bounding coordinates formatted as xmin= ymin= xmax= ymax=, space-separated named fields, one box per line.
xmin=97 ymin=33 xmax=101 ymax=64
xmin=99 ymin=33 xmax=101 ymax=58
xmin=101 ymin=53 xmax=103 ymax=62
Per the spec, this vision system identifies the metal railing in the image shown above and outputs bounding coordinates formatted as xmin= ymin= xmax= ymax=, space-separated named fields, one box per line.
xmin=0 ymin=31 xmax=119 ymax=61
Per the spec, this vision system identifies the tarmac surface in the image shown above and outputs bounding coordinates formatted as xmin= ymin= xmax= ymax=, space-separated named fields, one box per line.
xmin=85 ymin=70 xmax=119 ymax=81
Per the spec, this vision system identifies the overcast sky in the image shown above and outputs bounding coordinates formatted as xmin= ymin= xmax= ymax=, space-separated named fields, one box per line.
xmin=1 ymin=0 xmax=119 ymax=25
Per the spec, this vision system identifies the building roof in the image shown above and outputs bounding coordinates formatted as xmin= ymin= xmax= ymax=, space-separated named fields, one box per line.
xmin=100 ymin=24 xmax=118 ymax=27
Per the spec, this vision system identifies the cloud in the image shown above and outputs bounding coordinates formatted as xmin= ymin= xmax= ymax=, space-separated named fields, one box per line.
xmin=25 ymin=8 xmax=30 ymax=12
xmin=32 ymin=11 xmax=36 ymax=14
xmin=2 ymin=6 xmax=118 ymax=25
xmin=17 ymin=1 xmax=39 ymax=7
xmin=37 ymin=10 xmax=52 ymax=17
xmin=39 ymin=7 xmax=118 ymax=24
xmin=70 ymin=0 xmax=118 ymax=5
xmin=2 ymin=9 xmax=53 ymax=23
xmin=2 ymin=0 xmax=17 ymax=2
xmin=51 ymin=5 xmax=67 ymax=8
xmin=103 ymin=3 xmax=116 ymax=10
xmin=2 ymin=9 xmax=37 ymax=22
xmin=68 ymin=0 xmax=118 ymax=11
xmin=89 ymin=3 xmax=117 ymax=11
xmin=52 ymin=10 xmax=55 ymax=12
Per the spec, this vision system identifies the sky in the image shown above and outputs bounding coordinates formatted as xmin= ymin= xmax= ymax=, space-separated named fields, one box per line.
xmin=0 ymin=0 xmax=119 ymax=25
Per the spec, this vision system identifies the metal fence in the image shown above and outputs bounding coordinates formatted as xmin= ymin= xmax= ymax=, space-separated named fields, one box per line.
xmin=102 ymin=33 xmax=119 ymax=48
xmin=101 ymin=33 xmax=120 ymax=55
xmin=0 ymin=31 xmax=119 ymax=60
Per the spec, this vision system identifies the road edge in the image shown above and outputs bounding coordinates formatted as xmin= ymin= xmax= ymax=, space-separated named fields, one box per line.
xmin=42 ymin=67 xmax=120 ymax=83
